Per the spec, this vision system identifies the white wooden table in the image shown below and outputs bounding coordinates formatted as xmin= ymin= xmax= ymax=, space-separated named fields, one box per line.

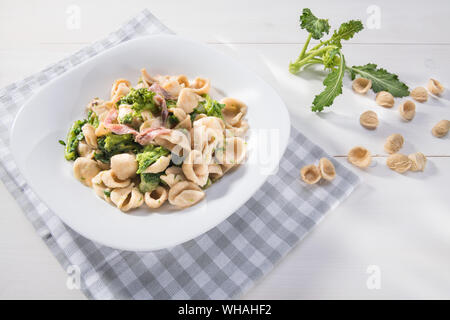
xmin=1 ymin=0 xmax=449 ymax=299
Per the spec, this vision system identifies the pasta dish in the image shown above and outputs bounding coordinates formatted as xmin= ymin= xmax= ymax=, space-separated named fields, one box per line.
xmin=62 ymin=68 xmax=248 ymax=212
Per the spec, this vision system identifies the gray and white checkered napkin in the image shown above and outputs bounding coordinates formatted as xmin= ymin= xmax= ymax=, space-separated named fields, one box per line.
xmin=0 ymin=10 xmax=359 ymax=299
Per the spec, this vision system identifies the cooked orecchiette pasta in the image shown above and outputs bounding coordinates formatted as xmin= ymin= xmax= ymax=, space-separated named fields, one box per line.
xmin=63 ymin=69 xmax=249 ymax=213
xmin=176 ymin=88 xmax=202 ymax=113
xmin=73 ymin=157 xmax=100 ymax=187
xmin=110 ymin=153 xmax=138 ymax=180
xmin=189 ymin=77 xmax=210 ymax=95
xmin=182 ymin=150 xmax=209 ymax=187
xmin=110 ymin=184 xmax=144 ymax=212
xmin=221 ymin=98 xmax=247 ymax=126
xmin=168 ymin=181 xmax=205 ymax=208
xmin=160 ymin=166 xmax=186 ymax=187
xmin=101 ymin=169 xmax=131 ymax=188
xmin=144 ymin=186 xmax=168 ymax=208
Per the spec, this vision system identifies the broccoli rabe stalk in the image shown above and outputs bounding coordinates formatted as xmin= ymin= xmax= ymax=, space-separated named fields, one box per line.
xmin=117 ymin=88 xmax=159 ymax=115
xmin=87 ymin=110 xmax=99 ymax=128
xmin=136 ymin=144 xmax=170 ymax=174
xmin=289 ymin=8 xmax=409 ymax=112
xmin=64 ymin=119 xmax=87 ymax=160
xmin=94 ymin=134 xmax=141 ymax=163
xmin=139 ymin=173 xmax=162 ymax=193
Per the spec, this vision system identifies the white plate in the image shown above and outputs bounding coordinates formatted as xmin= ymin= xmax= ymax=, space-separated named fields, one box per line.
xmin=10 ymin=35 xmax=290 ymax=251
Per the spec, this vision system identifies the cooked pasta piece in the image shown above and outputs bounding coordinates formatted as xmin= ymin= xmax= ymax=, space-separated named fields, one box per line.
xmin=182 ymin=150 xmax=209 ymax=187
xmin=91 ymin=171 xmax=111 ymax=203
xmin=82 ymin=124 xmax=98 ymax=148
xmin=189 ymin=77 xmax=210 ymax=95
xmin=110 ymin=184 xmax=144 ymax=212
xmin=143 ymin=155 xmax=171 ymax=174
xmin=110 ymin=153 xmax=138 ymax=180
xmin=168 ymin=181 xmax=205 ymax=208
xmin=176 ymin=88 xmax=202 ymax=113
xmin=77 ymin=141 xmax=95 ymax=159
xmin=73 ymin=157 xmax=100 ymax=187
xmin=160 ymin=166 xmax=186 ymax=187
xmin=154 ymin=129 xmax=191 ymax=157
xmin=221 ymin=98 xmax=247 ymax=126
xmin=110 ymin=79 xmax=131 ymax=103
xmin=101 ymin=169 xmax=131 ymax=188
xmin=144 ymin=186 xmax=168 ymax=208
xmin=208 ymin=163 xmax=223 ymax=181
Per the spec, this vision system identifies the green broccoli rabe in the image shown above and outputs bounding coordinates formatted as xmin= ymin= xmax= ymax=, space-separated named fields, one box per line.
xmin=118 ymin=113 xmax=133 ymax=125
xmin=289 ymin=8 xmax=409 ymax=112
xmin=139 ymin=173 xmax=162 ymax=193
xmin=136 ymin=144 xmax=170 ymax=174
xmin=64 ymin=119 xmax=87 ymax=160
xmin=117 ymin=88 xmax=159 ymax=115
xmin=87 ymin=110 xmax=99 ymax=128
xmin=94 ymin=134 xmax=141 ymax=163
xmin=190 ymin=95 xmax=224 ymax=121
xmin=168 ymin=114 xmax=179 ymax=126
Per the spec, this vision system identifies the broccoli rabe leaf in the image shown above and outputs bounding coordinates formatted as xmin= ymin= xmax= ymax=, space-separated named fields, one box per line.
xmin=117 ymin=88 xmax=158 ymax=115
xmin=204 ymin=95 xmax=225 ymax=118
xmin=94 ymin=134 xmax=141 ymax=163
xmin=139 ymin=173 xmax=162 ymax=193
xmin=329 ymin=20 xmax=363 ymax=48
xmin=312 ymin=53 xmax=345 ymax=112
xmin=168 ymin=114 xmax=179 ymax=126
xmin=136 ymin=144 xmax=170 ymax=174
xmin=348 ymin=63 xmax=410 ymax=97
xmin=300 ymin=8 xmax=330 ymax=40
xmin=119 ymin=113 xmax=133 ymax=125
xmin=64 ymin=119 xmax=87 ymax=160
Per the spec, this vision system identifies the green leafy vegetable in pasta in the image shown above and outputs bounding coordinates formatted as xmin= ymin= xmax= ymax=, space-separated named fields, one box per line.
xmin=136 ymin=144 xmax=170 ymax=174
xmin=168 ymin=114 xmax=179 ymax=126
xmin=190 ymin=95 xmax=225 ymax=120
xmin=119 ymin=113 xmax=133 ymax=125
xmin=64 ymin=119 xmax=87 ymax=161
xmin=94 ymin=133 xmax=141 ymax=163
xmin=87 ymin=110 xmax=99 ymax=128
xmin=117 ymin=88 xmax=158 ymax=115
xmin=138 ymin=172 xmax=162 ymax=193
xmin=289 ymin=8 xmax=409 ymax=112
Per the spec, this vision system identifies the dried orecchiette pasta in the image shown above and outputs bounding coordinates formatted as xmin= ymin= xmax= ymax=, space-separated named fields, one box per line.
xmin=399 ymin=100 xmax=416 ymax=121
xmin=182 ymin=150 xmax=209 ymax=187
xmin=110 ymin=185 xmax=144 ymax=212
xmin=110 ymin=153 xmax=138 ymax=180
xmin=410 ymin=87 xmax=428 ymax=102
xmin=160 ymin=166 xmax=185 ymax=187
xmin=144 ymin=155 xmax=171 ymax=174
xmin=101 ymin=169 xmax=131 ymax=188
xmin=427 ymin=78 xmax=444 ymax=96
xmin=82 ymin=124 xmax=98 ymax=148
xmin=359 ymin=111 xmax=379 ymax=130
xmin=432 ymin=120 xmax=449 ymax=138
xmin=176 ymin=88 xmax=202 ymax=113
xmin=154 ymin=129 xmax=191 ymax=157
xmin=189 ymin=77 xmax=210 ymax=95
xmin=221 ymin=98 xmax=247 ymax=126
xmin=168 ymin=181 xmax=205 ymax=208
xmin=73 ymin=157 xmax=100 ymax=187
xmin=386 ymin=153 xmax=411 ymax=173
xmin=384 ymin=134 xmax=404 ymax=154
xmin=144 ymin=186 xmax=168 ymax=209
xmin=347 ymin=146 xmax=371 ymax=168
xmin=318 ymin=158 xmax=336 ymax=181
xmin=352 ymin=78 xmax=372 ymax=94
xmin=408 ymin=152 xmax=427 ymax=172
xmin=376 ymin=91 xmax=395 ymax=108
xmin=300 ymin=164 xmax=321 ymax=184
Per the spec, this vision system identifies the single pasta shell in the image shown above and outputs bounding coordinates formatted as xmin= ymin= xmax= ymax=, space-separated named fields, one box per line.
xmin=375 ymin=91 xmax=395 ymax=108
xmin=347 ymin=146 xmax=371 ymax=168
xmin=398 ymin=100 xmax=416 ymax=121
xmin=431 ymin=120 xmax=450 ymax=138
xmin=408 ymin=152 xmax=427 ymax=172
xmin=300 ymin=164 xmax=321 ymax=184
xmin=410 ymin=87 xmax=428 ymax=102
xmin=359 ymin=110 xmax=379 ymax=130
xmin=318 ymin=158 xmax=336 ymax=181
xmin=427 ymin=78 xmax=444 ymax=96
xmin=384 ymin=134 xmax=404 ymax=154
xmin=352 ymin=78 xmax=372 ymax=95
xmin=386 ymin=153 xmax=411 ymax=173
